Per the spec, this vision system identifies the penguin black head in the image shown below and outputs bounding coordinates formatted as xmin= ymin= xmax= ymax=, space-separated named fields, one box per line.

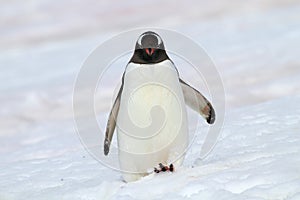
xmin=130 ymin=31 xmax=169 ymax=64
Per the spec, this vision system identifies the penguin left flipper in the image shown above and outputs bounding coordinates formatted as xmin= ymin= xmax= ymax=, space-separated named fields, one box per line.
xmin=179 ymin=78 xmax=215 ymax=124
xmin=104 ymin=85 xmax=123 ymax=156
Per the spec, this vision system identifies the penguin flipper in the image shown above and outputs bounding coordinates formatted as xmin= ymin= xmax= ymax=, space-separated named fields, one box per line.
xmin=104 ymin=85 xmax=123 ymax=155
xmin=179 ymin=78 xmax=215 ymax=124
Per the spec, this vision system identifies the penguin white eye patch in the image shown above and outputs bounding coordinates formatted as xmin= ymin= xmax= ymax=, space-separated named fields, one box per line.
xmin=136 ymin=31 xmax=164 ymax=49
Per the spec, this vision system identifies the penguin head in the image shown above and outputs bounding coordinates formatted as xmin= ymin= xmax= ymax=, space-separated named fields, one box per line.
xmin=135 ymin=31 xmax=165 ymax=51
xmin=130 ymin=31 xmax=168 ymax=64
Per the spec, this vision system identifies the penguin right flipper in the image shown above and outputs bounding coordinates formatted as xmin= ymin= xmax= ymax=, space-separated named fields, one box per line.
xmin=179 ymin=78 xmax=215 ymax=124
xmin=104 ymin=84 xmax=123 ymax=156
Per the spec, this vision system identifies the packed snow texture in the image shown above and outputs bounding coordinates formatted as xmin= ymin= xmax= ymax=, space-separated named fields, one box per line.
xmin=0 ymin=0 xmax=300 ymax=199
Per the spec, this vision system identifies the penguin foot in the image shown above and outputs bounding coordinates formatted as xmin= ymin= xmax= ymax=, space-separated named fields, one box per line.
xmin=154 ymin=163 xmax=174 ymax=173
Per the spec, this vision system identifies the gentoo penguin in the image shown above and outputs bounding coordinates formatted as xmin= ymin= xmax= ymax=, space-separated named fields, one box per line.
xmin=104 ymin=31 xmax=215 ymax=182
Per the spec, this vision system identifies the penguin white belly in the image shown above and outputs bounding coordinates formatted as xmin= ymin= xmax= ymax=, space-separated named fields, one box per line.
xmin=116 ymin=60 xmax=188 ymax=182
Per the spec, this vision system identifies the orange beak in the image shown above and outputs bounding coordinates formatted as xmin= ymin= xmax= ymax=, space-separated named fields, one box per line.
xmin=145 ymin=48 xmax=155 ymax=56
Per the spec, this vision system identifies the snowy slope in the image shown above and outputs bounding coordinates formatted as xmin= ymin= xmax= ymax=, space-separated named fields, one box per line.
xmin=1 ymin=0 xmax=300 ymax=199
xmin=0 ymin=96 xmax=300 ymax=199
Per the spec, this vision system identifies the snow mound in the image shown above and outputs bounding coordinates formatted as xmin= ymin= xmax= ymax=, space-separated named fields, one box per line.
xmin=1 ymin=96 xmax=299 ymax=199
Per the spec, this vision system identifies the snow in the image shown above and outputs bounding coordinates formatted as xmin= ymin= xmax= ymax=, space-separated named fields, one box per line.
xmin=2 ymin=97 xmax=299 ymax=199
xmin=1 ymin=0 xmax=300 ymax=199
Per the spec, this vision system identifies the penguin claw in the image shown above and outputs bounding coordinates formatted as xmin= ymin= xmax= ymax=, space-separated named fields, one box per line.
xmin=153 ymin=163 xmax=174 ymax=173
xmin=169 ymin=164 xmax=174 ymax=172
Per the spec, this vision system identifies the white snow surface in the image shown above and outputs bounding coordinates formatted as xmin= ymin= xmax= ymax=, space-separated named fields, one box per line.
xmin=0 ymin=0 xmax=300 ymax=199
